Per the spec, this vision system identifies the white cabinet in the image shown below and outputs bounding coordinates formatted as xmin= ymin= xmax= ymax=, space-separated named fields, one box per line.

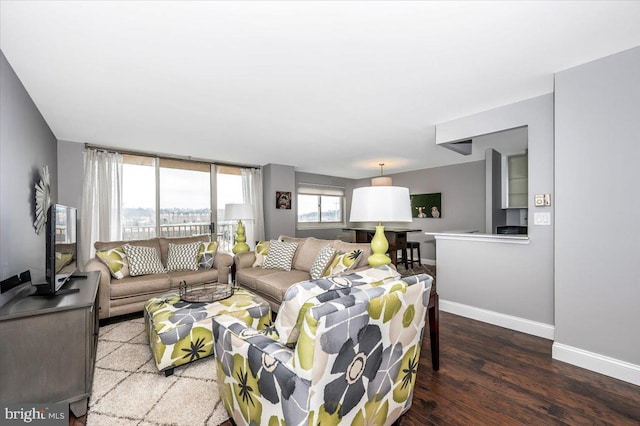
xmin=502 ymin=152 xmax=528 ymax=209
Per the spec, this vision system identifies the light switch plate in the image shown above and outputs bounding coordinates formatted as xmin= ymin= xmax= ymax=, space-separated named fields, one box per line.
xmin=534 ymin=212 xmax=551 ymax=225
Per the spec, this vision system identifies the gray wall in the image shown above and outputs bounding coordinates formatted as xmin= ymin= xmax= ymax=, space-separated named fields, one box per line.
xmin=57 ymin=140 xmax=84 ymax=209
xmin=0 ymin=51 xmax=58 ymax=282
xmin=433 ymin=94 xmax=555 ymax=327
xmin=555 ymin=47 xmax=640 ymax=365
xmin=352 ymin=161 xmax=486 ymax=262
xmin=262 ymin=163 xmax=296 ymax=239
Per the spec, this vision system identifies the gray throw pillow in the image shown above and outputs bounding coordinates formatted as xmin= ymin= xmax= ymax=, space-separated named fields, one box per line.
xmin=123 ymin=244 xmax=166 ymax=276
xmin=262 ymin=240 xmax=298 ymax=271
xmin=309 ymin=244 xmax=337 ymax=279
xmin=166 ymin=242 xmax=200 ymax=272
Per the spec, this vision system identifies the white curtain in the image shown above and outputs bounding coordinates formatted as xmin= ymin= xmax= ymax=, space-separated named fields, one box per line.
xmin=79 ymin=149 xmax=123 ymax=268
xmin=241 ymin=168 xmax=264 ymax=249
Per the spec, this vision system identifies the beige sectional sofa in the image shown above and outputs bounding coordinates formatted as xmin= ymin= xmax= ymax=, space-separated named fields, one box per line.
xmin=85 ymin=235 xmax=233 ymax=320
xmin=234 ymin=236 xmax=372 ymax=311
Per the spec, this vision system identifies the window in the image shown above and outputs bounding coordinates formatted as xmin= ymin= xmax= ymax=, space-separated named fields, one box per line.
xmin=297 ymin=184 xmax=345 ymax=228
xmin=216 ymin=166 xmax=244 ymax=253
xmin=122 ymin=155 xmax=157 ymax=240
xmin=121 ymin=154 xmax=246 ymax=251
xmin=159 ymin=158 xmax=211 ymax=238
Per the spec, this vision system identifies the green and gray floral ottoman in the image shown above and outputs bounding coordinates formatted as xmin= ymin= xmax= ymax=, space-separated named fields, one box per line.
xmin=144 ymin=289 xmax=272 ymax=376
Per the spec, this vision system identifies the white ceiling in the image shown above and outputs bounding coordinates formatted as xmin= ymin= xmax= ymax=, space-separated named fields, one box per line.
xmin=2 ymin=1 xmax=640 ymax=179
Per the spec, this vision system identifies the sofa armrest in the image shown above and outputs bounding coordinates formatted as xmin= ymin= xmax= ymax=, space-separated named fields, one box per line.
xmin=85 ymin=258 xmax=111 ymax=320
xmin=214 ymin=252 xmax=233 ymax=284
xmin=234 ymin=251 xmax=256 ymax=270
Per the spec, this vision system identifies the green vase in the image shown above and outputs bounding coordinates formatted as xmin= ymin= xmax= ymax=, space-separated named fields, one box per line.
xmin=368 ymin=224 xmax=391 ymax=267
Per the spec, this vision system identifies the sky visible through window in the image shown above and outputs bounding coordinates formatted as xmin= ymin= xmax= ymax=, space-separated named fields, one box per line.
xmin=122 ymin=165 xmax=243 ymax=210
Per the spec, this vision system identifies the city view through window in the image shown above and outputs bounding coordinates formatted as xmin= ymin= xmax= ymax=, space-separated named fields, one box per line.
xmin=122 ymin=157 xmax=243 ymax=251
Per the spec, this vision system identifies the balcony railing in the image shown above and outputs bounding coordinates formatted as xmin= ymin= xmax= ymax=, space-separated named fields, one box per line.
xmin=122 ymin=222 xmax=236 ymax=253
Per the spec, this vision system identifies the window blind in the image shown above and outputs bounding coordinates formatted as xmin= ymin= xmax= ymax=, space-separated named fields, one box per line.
xmin=298 ymin=184 xmax=345 ymax=197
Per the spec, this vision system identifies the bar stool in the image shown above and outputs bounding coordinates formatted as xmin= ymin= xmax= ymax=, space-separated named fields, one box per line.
xmin=406 ymin=241 xmax=421 ymax=267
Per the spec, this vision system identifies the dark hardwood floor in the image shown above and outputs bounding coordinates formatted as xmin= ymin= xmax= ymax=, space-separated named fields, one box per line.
xmin=71 ymin=311 xmax=640 ymax=425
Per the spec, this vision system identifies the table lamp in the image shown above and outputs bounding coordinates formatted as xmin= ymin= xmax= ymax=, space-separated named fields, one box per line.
xmin=224 ymin=203 xmax=255 ymax=254
xmin=349 ymin=186 xmax=412 ymax=266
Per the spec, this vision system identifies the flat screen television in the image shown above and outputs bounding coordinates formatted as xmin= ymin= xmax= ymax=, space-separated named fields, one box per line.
xmin=33 ymin=204 xmax=79 ymax=296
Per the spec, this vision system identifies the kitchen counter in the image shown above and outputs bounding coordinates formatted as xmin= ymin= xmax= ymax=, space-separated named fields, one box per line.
xmin=425 ymin=230 xmax=529 ymax=244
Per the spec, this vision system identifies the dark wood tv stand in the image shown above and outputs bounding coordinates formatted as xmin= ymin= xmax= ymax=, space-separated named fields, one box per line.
xmin=0 ymin=271 xmax=100 ymax=416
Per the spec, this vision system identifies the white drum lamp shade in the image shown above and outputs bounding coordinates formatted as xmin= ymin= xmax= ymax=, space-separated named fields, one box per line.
xmin=224 ymin=203 xmax=254 ymax=221
xmin=350 ymin=186 xmax=412 ymax=267
xmin=350 ymin=186 xmax=412 ymax=223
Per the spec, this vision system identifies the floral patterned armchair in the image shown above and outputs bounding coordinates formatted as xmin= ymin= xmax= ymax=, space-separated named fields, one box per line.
xmin=212 ymin=269 xmax=433 ymax=425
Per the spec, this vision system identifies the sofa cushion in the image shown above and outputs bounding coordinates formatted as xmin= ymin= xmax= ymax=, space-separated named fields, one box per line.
xmin=123 ymin=244 xmax=166 ymax=276
xmin=291 ymin=237 xmax=331 ymax=272
xmin=236 ymin=267 xmax=281 ymax=291
xmin=168 ymin=269 xmax=219 ymax=287
xmin=263 ymin=240 xmax=298 ymax=271
xmin=110 ymin=273 xmax=171 ymax=299
xmin=323 ymin=249 xmax=363 ymax=277
xmin=274 ymin=265 xmax=401 ymax=345
xmin=158 ymin=235 xmax=210 ymax=266
xmin=309 ymin=244 xmax=337 ymax=279
xmin=197 ymin=241 xmax=218 ymax=269
xmin=110 ymin=292 xmax=164 ymax=307
xmin=252 ymin=240 xmax=270 ymax=267
xmin=95 ymin=238 xmax=160 ymax=253
xmin=96 ymin=246 xmax=129 ymax=279
xmin=166 ymin=242 xmax=201 ymax=271
xmin=279 ymin=236 xmax=307 ymax=270
xmin=255 ymin=269 xmax=311 ymax=305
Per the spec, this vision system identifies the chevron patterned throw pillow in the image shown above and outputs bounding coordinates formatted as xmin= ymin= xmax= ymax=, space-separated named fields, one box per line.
xmin=262 ymin=240 xmax=298 ymax=271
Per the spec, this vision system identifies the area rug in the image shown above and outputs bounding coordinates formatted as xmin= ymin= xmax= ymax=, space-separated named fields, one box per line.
xmin=86 ymin=317 xmax=229 ymax=426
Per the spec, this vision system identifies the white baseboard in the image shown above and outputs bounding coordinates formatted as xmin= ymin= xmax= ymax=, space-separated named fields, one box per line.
xmin=439 ymin=299 xmax=555 ymax=340
xmin=552 ymin=342 xmax=640 ymax=386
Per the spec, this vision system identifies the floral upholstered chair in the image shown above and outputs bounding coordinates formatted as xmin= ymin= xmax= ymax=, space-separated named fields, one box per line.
xmin=212 ymin=267 xmax=433 ymax=425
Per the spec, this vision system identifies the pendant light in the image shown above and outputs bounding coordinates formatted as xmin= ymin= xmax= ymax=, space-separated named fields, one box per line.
xmin=371 ymin=163 xmax=392 ymax=186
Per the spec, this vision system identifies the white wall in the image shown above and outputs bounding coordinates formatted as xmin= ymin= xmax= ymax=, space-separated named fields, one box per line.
xmin=554 ymin=46 xmax=640 ymax=384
